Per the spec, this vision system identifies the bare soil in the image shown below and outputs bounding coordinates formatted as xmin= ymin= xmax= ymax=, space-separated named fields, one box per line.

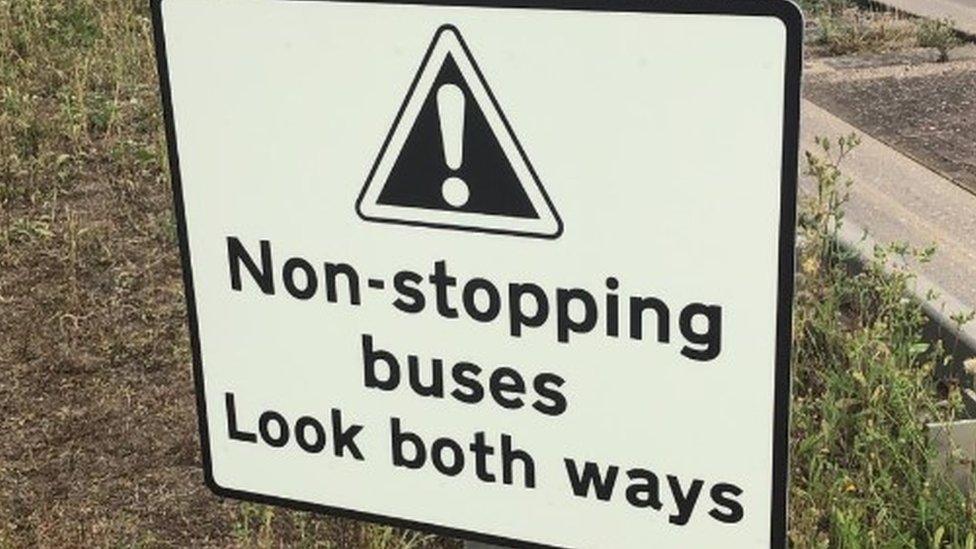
xmin=0 ymin=164 xmax=459 ymax=547
xmin=804 ymin=53 xmax=976 ymax=194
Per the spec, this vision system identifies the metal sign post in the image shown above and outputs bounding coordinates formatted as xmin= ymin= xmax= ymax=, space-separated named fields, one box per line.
xmin=464 ymin=542 xmax=508 ymax=549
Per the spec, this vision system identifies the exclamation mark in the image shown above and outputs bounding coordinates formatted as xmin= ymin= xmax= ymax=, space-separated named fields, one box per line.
xmin=437 ymin=83 xmax=468 ymax=208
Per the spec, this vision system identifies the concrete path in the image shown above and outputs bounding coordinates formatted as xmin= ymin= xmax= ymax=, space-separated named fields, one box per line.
xmin=876 ymin=0 xmax=976 ymax=36
xmin=800 ymin=99 xmax=976 ymax=345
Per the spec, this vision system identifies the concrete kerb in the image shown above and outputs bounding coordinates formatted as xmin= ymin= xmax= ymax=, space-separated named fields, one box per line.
xmin=834 ymin=216 xmax=976 ymax=491
xmin=834 ymin=219 xmax=976 ymax=369
xmin=871 ymin=0 xmax=976 ymax=39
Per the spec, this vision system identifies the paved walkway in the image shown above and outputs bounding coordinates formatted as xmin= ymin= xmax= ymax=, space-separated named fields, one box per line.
xmin=800 ymin=100 xmax=976 ymax=344
xmin=877 ymin=0 xmax=976 ymax=36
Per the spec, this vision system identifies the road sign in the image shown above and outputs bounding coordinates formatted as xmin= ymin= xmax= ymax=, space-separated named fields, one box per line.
xmin=153 ymin=0 xmax=801 ymax=547
xmin=358 ymin=25 xmax=562 ymax=238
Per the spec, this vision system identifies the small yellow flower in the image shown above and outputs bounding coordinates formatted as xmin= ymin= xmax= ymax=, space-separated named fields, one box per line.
xmin=802 ymin=256 xmax=819 ymax=275
xmin=965 ymin=357 xmax=976 ymax=377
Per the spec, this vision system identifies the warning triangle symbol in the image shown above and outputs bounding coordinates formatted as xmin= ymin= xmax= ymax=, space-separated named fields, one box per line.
xmin=357 ymin=25 xmax=562 ymax=239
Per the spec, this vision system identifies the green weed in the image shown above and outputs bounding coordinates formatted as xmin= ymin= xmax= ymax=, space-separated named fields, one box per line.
xmin=789 ymin=135 xmax=976 ymax=547
xmin=805 ymin=2 xmax=968 ymax=58
xmin=917 ymin=18 xmax=964 ymax=62
xmin=815 ymin=8 xmax=918 ymax=55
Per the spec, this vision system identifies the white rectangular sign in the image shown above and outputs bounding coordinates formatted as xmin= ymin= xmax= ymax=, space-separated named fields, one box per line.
xmin=153 ymin=0 xmax=801 ymax=546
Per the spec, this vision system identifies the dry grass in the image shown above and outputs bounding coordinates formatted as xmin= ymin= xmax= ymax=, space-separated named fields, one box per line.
xmin=816 ymin=9 xmax=919 ymax=55
xmin=803 ymin=1 xmax=967 ymax=59
xmin=0 ymin=1 xmax=455 ymax=547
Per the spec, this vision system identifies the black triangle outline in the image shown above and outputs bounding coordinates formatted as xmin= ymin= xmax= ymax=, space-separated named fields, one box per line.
xmin=356 ymin=25 xmax=563 ymax=239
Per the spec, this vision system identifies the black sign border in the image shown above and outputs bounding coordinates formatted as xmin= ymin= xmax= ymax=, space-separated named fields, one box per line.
xmin=152 ymin=1 xmax=801 ymax=547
